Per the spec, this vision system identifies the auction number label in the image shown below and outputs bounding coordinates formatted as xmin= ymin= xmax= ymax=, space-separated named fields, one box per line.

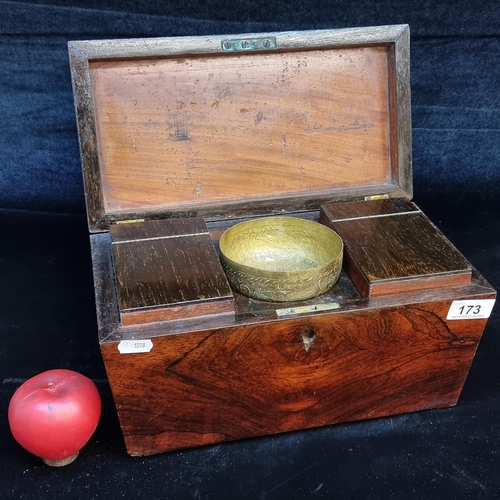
xmin=118 ymin=339 xmax=153 ymax=354
xmin=446 ymin=299 xmax=495 ymax=320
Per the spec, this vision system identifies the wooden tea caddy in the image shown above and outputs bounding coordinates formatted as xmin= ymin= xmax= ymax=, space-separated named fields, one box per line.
xmin=69 ymin=25 xmax=496 ymax=456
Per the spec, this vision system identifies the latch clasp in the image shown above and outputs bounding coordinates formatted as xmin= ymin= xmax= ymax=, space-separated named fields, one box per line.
xmin=221 ymin=37 xmax=277 ymax=52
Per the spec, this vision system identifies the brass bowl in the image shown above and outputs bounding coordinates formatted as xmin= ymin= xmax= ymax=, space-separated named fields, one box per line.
xmin=219 ymin=217 xmax=343 ymax=302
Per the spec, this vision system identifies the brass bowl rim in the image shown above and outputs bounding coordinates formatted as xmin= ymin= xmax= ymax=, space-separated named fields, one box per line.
xmin=219 ymin=216 xmax=343 ymax=278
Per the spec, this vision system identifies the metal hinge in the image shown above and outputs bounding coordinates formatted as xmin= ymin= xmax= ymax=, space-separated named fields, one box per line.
xmin=364 ymin=194 xmax=389 ymax=201
xmin=116 ymin=219 xmax=145 ymax=224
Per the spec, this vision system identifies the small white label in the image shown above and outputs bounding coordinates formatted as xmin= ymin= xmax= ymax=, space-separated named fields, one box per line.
xmin=118 ymin=339 xmax=153 ymax=354
xmin=446 ymin=299 xmax=496 ymax=320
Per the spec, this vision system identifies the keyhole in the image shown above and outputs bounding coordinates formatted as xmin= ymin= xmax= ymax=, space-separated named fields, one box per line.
xmin=302 ymin=327 xmax=317 ymax=352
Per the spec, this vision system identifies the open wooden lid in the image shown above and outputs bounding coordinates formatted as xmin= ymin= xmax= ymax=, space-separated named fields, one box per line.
xmin=69 ymin=25 xmax=411 ymax=232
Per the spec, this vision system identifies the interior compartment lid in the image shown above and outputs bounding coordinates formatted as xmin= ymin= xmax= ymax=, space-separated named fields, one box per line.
xmin=69 ymin=25 xmax=412 ymax=232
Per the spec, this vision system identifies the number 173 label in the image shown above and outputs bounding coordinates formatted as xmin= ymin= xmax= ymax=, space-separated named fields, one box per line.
xmin=447 ymin=299 xmax=496 ymax=320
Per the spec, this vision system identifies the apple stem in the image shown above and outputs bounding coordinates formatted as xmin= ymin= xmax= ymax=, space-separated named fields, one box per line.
xmin=42 ymin=452 xmax=79 ymax=467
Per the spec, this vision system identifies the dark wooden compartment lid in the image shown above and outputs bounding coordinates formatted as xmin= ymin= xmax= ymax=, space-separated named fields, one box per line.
xmin=321 ymin=199 xmax=472 ymax=297
xmin=110 ymin=218 xmax=234 ymax=325
xmin=69 ymin=25 xmax=412 ymax=232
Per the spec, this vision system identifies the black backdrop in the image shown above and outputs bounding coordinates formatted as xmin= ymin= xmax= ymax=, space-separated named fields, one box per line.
xmin=1 ymin=1 xmax=499 ymax=498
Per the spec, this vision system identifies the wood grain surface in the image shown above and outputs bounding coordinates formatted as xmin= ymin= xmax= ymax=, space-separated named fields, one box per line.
xmin=321 ymin=199 xmax=472 ymax=296
xmin=69 ymin=26 xmax=412 ymax=230
xmin=100 ymin=298 xmax=490 ymax=455
xmin=90 ymin=231 xmax=495 ymax=456
xmin=73 ymin=26 xmax=495 ymax=457
xmin=89 ymin=46 xmax=391 ymax=214
xmin=110 ymin=218 xmax=233 ymax=324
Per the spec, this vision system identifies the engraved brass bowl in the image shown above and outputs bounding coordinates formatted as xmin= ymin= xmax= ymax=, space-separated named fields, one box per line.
xmin=219 ymin=217 xmax=343 ymax=302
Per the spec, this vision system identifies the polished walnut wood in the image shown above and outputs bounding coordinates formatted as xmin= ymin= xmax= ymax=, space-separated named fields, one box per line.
xmin=321 ymin=199 xmax=472 ymax=296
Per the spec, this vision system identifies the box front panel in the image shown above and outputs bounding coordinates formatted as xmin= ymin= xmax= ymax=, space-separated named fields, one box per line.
xmin=100 ymin=298 xmax=488 ymax=456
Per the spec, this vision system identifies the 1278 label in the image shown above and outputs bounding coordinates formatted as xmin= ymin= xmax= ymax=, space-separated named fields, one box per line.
xmin=118 ymin=339 xmax=153 ymax=354
xmin=446 ymin=299 xmax=496 ymax=320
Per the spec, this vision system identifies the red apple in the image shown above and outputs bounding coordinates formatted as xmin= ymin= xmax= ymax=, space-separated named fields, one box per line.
xmin=8 ymin=369 xmax=101 ymax=466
